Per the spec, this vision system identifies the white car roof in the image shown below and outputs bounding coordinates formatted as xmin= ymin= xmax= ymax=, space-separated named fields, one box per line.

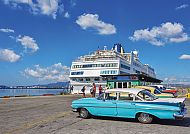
xmin=105 ymin=88 xmax=144 ymax=95
xmin=151 ymin=85 xmax=164 ymax=88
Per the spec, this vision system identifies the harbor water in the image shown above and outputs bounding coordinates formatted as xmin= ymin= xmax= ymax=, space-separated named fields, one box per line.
xmin=0 ymin=88 xmax=68 ymax=97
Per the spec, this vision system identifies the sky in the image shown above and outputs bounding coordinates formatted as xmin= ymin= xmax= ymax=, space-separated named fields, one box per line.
xmin=0 ymin=0 xmax=190 ymax=86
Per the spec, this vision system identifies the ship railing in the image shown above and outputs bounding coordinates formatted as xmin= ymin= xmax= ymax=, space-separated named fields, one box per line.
xmin=74 ymin=57 xmax=123 ymax=62
xmin=73 ymin=52 xmax=131 ymax=62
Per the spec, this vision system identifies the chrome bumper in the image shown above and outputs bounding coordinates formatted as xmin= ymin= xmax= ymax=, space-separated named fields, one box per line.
xmin=174 ymin=108 xmax=187 ymax=120
xmin=72 ymin=108 xmax=78 ymax=112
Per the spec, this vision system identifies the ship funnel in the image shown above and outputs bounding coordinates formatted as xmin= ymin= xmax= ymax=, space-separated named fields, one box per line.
xmin=112 ymin=44 xmax=125 ymax=54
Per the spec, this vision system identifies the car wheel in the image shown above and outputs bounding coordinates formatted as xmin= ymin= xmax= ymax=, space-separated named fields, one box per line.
xmin=137 ymin=113 xmax=153 ymax=124
xmin=79 ymin=108 xmax=90 ymax=119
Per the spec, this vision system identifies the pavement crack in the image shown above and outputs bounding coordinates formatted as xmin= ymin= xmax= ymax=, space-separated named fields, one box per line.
xmin=50 ymin=118 xmax=83 ymax=133
xmin=3 ymin=111 xmax=72 ymax=134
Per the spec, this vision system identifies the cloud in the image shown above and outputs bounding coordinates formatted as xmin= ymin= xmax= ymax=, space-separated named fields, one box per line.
xmin=179 ymin=54 xmax=190 ymax=60
xmin=36 ymin=0 xmax=59 ymax=19
xmin=9 ymin=35 xmax=15 ymax=39
xmin=0 ymin=28 xmax=15 ymax=33
xmin=176 ymin=4 xmax=189 ymax=10
xmin=129 ymin=22 xmax=190 ymax=46
xmin=162 ymin=75 xmax=190 ymax=85
xmin=2 ymin=0 xmax=64 ymax=19
xmin=0 ymin=49 xmax=21 ymax=62
xmin=169 ymin=33 xmax=189 ymax=43
xmin=16 ymin=35 xmax=39 ymax=53
xmin=70 ymin=0 xmax=76 ymax=7
xmin=64 ymin=12 xmax=70 ymax=18
xmin=0 ymin=28 xmax=39 ymax=61
xmin=58 ymin=3 xmax=64 ymax=14
xmin=76 ymin=13 xmax=117 ymax=35
xmin=23 ymin=63 xmax=70 ymax=82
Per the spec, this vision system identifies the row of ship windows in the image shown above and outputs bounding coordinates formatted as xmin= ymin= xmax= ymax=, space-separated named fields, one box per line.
xmin=71 ymin=70 xmax=154 ymax=76
xmin=133 ymin=68 xmax=141 ymax=74
xmin=133 ymin=62 xmax=141 ymax=68
xmin=71 ymin=77 xmax=107 ymax=82
xmin=133 ymin=62 xmax=154 ymax=72
xmin=71 ymin=71 xmax=84 ymax=75
xmin=72 ymin=63 xmax=118 ymax=69
xmin=72 ymin=63 xmax=153 ymax=72
xmin=133 ymin=69 xmax=155 ymax=76
xmin=121 ymin=64 xmax=130 ymax=70
xmin=148 ymin=71 xmax=155 ymax=74
xmin=133 ymin=63 xmax=154 ymax=72
xmin=148 ymin=67 xmax=154 ymax=72
xmin=100 ymin=70 xmax=117 ymax=75
xmin=70 ymin=70 xmax=118 ymax=75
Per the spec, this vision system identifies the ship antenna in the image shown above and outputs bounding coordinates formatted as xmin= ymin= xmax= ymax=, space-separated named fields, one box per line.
xmin=97 ymin=46 xmax=100 ymax=54
xmin=104 ymin=46 xmax=107 ymax=50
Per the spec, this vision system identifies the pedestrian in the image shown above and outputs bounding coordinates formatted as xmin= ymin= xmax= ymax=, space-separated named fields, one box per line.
xmin=99 ymin=85 xmax=103 ymax=96
xmin=81 ymin=86 xmax=86 ymax=98
xmin=92 ymin=83 xmax=96 ymax=97
xmin=90 ymin=86 xmax=94 ymax=97
xmin=70 ymin=85 xmax=73 ymax=93
xmin=105 ymin=84 xmax=109 ymax=90
xmin=103 ymin=84 xmax=108 ymax=93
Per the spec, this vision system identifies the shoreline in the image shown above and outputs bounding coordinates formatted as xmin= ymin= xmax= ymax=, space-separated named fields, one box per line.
xmin=0 ymin=94 xmax=78 ymax=99
xmin=0 ymin=93 xmax=92 ymax=100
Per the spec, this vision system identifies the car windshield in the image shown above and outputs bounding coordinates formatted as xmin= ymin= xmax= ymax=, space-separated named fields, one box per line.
xmin=138 ymin=90 xmax=158 ymax=101
xmin=97 ymin=93 xmax=104 ymax=100
xmin=154 ymin=88 xmax=162 ymax=94
xmin=97 ymin=92 xmax=117 ymax=100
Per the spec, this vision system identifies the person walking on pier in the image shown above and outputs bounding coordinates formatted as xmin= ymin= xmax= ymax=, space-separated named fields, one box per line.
xmin=92 ymin=83 xmax=96 ymax=97
xmin=90 ymin=86 xmax=94 ymax=97
xmin=70 ymin=85 xmax=73 ymax=93
xmin=81 ymin=86 xmax=86 ymax=98
xmin=99 ymin=85 xmax=103 ymax=96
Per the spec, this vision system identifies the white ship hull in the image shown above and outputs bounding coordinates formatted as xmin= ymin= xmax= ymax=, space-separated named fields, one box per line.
xmin=70 ymin=80 xmax=106 ymax=94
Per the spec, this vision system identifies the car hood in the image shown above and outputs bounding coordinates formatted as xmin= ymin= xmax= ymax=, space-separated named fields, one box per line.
xmin=155 ymin=93 xmax=174 ymax=97
xmin=152 ymin=97 xmax=186 ymax=103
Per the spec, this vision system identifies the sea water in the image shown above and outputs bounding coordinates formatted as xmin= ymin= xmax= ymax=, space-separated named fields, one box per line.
xmin=0 ymin=88 xmax=68 ymax=97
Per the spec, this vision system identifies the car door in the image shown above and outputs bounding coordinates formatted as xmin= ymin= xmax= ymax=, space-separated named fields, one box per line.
xmin=116 ymin=92 xmax=136 ymax=118
xmin=95 ymin=92 xmax=117 ymax=116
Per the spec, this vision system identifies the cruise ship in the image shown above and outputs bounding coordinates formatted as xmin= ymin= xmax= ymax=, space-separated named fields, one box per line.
xmin=69 ymin=44 xmax=156 ymax=94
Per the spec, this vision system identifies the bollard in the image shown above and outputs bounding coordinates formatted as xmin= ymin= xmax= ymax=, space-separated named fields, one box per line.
xmin=186 ymin=93 xmax=190 ymax=98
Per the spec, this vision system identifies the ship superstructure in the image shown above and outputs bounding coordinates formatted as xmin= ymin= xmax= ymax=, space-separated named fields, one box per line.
xmin=69 ymin=44 xmax=156 ymax=93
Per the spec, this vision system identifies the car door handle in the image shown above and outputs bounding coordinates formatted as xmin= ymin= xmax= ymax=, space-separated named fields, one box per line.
xmin=132 ymin=103 xmax=136 ymax=105
xmin=112 ymin=102 xmax=116 ymax=104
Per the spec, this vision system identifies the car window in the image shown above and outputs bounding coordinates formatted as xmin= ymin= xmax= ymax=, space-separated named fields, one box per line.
xmin=97 ymin=93 xmax=104 ymax=100
xmin=134 ymin=96 xmax=142 ymax=101
xmin=97 ymin=92 xmax=117 ymax=100
xmin=105 ymin=92 xmax=117 ymax=100
xmin=154 ymin=88 xmax=161 ymax=94
xmin=137 ymin=90 xmax=157 ymax=101
xmin=145 ymin=89 xmax=151 ymax=92
xmin=118 ymin=92 xmax=134 ymax=101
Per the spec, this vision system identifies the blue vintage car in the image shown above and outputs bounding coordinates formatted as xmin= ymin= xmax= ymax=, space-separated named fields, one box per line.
xmin=71 ymin=88 xmax=187 ymax=123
